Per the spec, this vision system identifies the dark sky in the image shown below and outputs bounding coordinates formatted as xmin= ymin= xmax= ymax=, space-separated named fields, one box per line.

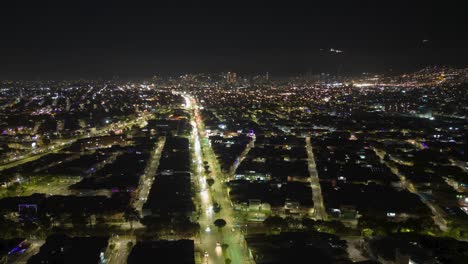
xmin=1 ymin=1 xmax=467 ymax=79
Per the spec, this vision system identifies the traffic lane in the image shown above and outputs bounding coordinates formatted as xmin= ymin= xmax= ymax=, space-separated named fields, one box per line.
xmin=187 ymin=93 xmax=251 ymax=263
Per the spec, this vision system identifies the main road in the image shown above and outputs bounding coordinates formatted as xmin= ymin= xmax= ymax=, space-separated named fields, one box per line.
xmin=306 ymin=136 xmax=328 ymax=220
xmin=106 ymin=235 xmax=136 ymax=264
xmin=0 ymin=112 xmax=153 ymax=172
xmin=182 ymin=93 xmax=254 ymax=264
xmin=373 ymin=148 xmax=448 ymax=231
xmin=106 ymin=137 xmax=166 ymax=264
xmin=6 ymin=240 xmax=44 ymax=264
xmin=133 ymin=137 xmax=166 ymax=214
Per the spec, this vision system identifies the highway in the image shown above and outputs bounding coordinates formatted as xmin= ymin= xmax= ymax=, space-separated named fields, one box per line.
xmin=0 ymin=112 xmax=153 ymax=172
xmin=306 ymin=136 xmax=328 ymax=220
xmin=0 ymin=142 xmax=72 ymax=171
xmin=183 ymin=93 xmax=253 ymax=264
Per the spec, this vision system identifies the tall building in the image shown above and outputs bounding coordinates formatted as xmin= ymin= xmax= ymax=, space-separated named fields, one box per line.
xmin=226 ymin=72 xmax=237 ymax=84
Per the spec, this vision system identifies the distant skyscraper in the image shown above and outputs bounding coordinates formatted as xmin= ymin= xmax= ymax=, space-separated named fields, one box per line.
xmin=226 ymin=72 xmax=237 ymax=84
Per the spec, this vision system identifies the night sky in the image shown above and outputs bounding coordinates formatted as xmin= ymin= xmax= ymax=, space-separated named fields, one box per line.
xmin=1 ymin=2 xmax=467 ymax=79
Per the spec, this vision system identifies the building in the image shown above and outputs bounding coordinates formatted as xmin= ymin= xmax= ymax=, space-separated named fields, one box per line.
xmin=226 ymin=72 xmax=237 ymax=84
xmin=417 ymin=106 xmax=432 ymax=119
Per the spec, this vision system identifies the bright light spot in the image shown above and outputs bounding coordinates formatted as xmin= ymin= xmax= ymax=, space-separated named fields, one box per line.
xmin=354 ymin=83 xmax=373 ymax=88
xmin=201 ymin=189 xmax=209 ymax=203
xmin=206 ymin=206 xmax=213 ymax=215
xmin=200 ymin=176 xmax=207 ymax=189
xmin=215 ymin=245 xmax=223 ymax=256
xmin=184 ymin=96 xmax=192 ymax=108
xmin=205 ymin=226 xmax=211 ymax=233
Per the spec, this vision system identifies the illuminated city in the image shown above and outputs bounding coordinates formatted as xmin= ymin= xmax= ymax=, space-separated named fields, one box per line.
xmin=1 ymin=3 xmax=467 ymax=264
